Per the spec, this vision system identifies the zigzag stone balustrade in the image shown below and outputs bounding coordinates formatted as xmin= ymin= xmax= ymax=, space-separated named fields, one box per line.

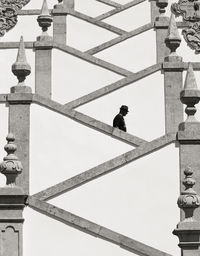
xmin=28 ymin=196 xmax=173 ymax=256
xmin=33 ymin=133 xmax=175 ymax=201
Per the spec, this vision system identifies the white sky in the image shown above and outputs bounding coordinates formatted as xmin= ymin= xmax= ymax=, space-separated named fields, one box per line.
xmin=0 ymin=0 xmax=200 ymax=255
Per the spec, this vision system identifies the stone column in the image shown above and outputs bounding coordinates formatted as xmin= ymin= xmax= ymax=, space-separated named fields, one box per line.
xmin=154 ymin=0 xmax=170 ymax=63
xmin=173 ymin=64 xmax=200 ymax=255
xmin=0 ymin=134 xmax=26 ymax=256
xmin=149 ymin=0 xmax=160 ymax=23
xmin=35 ymin=0 xmax=53 ymax=99
xmin=163 ymin=14 xmax=184 ymax=133
xmin=53 ymin=0 xmax=74 ymax=45
xmin=8 ymin=36 xmax=32 ymax=194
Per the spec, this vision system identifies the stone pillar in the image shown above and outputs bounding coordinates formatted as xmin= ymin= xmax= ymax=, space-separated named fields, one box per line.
xmin=163 ymin=14 xmax=184 ymax=133
xmin=35 ymin=42 xmax=53 ymax=98
xmin=0 ymin=134 xmax=26 ymax=256
xmin=149 ymin=0 xmax=160 ymax=23
xmin=154 ymin=0 xmax=170 ymax=63
xmin=8 ymin=36 xmax=32 ymax=194
xmin=173 ymin=64 xmax=200 ymax=255
xmin=35 ymin=0 xmax=53 ymax=99
xmin=53 ymin=0 xmax=74 ymax=44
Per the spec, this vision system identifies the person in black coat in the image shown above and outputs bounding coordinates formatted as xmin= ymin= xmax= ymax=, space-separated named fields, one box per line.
xmin=113 ymin=105 xmax=129 ymax=132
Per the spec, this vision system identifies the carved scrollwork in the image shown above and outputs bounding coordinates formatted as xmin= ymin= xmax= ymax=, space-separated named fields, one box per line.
xmin=182 ymin=22 xmax=200 ymax=53
xmin=171 ymin=0 xmax=200 ymax=53
xmin=0 ymin=0 xmax=30 ymax=36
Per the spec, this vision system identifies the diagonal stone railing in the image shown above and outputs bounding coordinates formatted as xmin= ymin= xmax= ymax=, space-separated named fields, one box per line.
xmin=32 ymin=95 xmax=147 ymax=146
xmin=85 ymin=23 xmax=154 ymax=55
xmin=95 ymin=0 xmax=147 ymax=21
xmin=32 ymin=133 xmax=176 ymax=201
xmin=64 ymin=63 xmax=162 ymax=108
xmin=28 ymin=196 xmax=173 ymax=256
xmin=96 ymin=0 xmax=123 ymax=8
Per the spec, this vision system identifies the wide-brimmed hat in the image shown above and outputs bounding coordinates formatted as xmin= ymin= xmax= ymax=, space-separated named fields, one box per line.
xmin=120 ymin=105 xmax=129 ymax=112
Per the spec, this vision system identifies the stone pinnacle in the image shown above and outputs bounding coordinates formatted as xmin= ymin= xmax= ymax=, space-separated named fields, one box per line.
xmin=167 ymin=13 xmax=181 ymax=41
xmin=184 ymin=63 xmax=198 ymax=90
xmin=40 ymin=0 xmax=50 ymax=16
xmin=12 ymin=36 xmax=31 ymax=84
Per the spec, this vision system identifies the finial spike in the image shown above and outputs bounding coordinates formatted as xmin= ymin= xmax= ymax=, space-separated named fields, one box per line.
xmin=16 ymin=36 xmax=27 ymax=64
xmin=40 ymin=0 xmax=50 ymax=16
xmin=37 ymin=0 xmax=52 ymax=36
xmin=167 ymin=14 xmax=181 ymax=41
xmin=12 ymin=36 xmax=31 ymax=85
xmin=184 ymin=63 xmax=198 ymax=90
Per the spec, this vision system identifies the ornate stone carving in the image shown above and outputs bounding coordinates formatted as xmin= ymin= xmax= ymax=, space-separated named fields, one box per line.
xmin=0 ymin=0 xmax=30 ymax=37
xmin=171 ymin=0 xmax=200 ymax=53
xmin=177 ymin=167 xmax=200 ymax=220
xmin=0 ymin=133 xmax=23 ymax=186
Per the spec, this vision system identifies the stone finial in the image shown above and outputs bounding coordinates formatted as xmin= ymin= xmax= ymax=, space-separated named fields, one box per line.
xmin=12 ymin=36 xmax=31 ymax=85
xmin=177 ymin=167 xmax=200 ymax=221
xmin=37 ymin=0 xmax=53 ymax=36
xmin=156 ymin=0 xmax=168 ymax=16
xmin=165 ymin=14 xmax=181 ymax=56
xmin=0 ymin=133 xmax=23 ymax=186
xmin=184 ymin=63 xmax=198 ymax=90
xmin=180 ymin=63 xmax=200 ymax=122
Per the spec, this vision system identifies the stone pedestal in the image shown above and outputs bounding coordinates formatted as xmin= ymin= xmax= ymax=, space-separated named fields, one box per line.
xmin=0 ymin=187 xmax=26 ymax=256
xmin=8 ymin=87 xmax=32 ymax=194
xmin=155 ymin=17 xmax=170 ymax=63
xmin=178 ymin=122 xmax=200 ymax=220
xmin=53 ymin=5 xmax=67 ymax=45
xmin=34 ymin=39 xmax=53 ymax=98
xmin=163 ymin=62 xmax=184 ymax=133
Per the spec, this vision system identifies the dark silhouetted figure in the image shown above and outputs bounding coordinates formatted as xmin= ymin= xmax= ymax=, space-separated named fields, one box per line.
xmin=113 ymin=105 xmax=129 ymax=132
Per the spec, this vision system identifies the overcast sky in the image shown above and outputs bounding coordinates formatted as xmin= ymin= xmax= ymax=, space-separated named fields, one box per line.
xmin=0 ymin=0 xmax=200 ymax=255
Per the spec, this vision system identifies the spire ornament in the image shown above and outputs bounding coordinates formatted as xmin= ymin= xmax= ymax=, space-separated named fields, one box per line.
xmin=0 ymin=133 xmax=23 ymax=187
xmin=165 ymin=14 xmax=182 ymax=61
xmin=12 ymin=36 xmax=31 ymax=86
xmin=37 ymin=0 xmax=53 ymax=38
xmin=180 ymin=63 xmax=200 ymax=122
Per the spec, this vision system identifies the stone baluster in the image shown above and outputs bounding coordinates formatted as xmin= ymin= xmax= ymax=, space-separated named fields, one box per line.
xmin=0 ymin=134 xmax=26 ymax=256
xmin=163 ymin=14 xmax=184 ymax=133
xmin=174 ymin=63 xmax=200 ymax=256
xmin=35 ymin=0 xmax=53 ymax=98
xmin=8 ymin=36 xmax=32 ymax=194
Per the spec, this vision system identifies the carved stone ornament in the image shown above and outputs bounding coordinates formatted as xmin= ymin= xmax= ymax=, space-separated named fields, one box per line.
xmin=0 ymin=0 xmax=30 ymax=37
xmin=171 ymin=0 xmax=200 ymax=53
